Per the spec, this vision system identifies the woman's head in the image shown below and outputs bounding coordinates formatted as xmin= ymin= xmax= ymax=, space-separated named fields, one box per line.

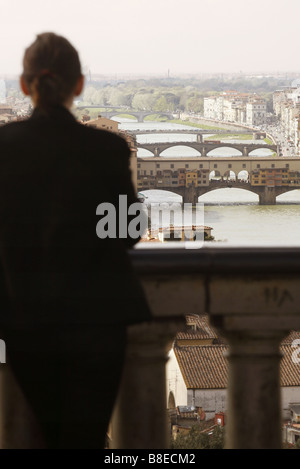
xmin=21 ymin=32 xmax=84 ymax=111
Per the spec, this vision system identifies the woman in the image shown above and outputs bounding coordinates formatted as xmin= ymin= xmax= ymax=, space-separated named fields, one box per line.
xmin=0 ymin=32 xmax=151 ymax=448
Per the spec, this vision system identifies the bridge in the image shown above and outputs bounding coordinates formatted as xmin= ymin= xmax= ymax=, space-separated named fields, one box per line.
xmin=76 ymin=105 xmax=174 ymax=123
xmin=131 ymin=129 xmax=254 ymax=136
xmin=141 ymin=179 xmax=300 ymax=205
xmin=131 ymin=129 xmax=254 ymax=135
xmin=137 ymin=141 xmax=278 ymax=157
xmin=130 ymin=129 xmax=257 ymax=143
xmin=137 ymin=156 xmax=300 ymax=204
xmin=102 ymin=110 xmax=174 ymax=122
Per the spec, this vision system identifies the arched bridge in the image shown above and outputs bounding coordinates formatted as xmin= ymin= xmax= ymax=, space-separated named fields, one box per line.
xmin=137 ymin=141 xmax=278 ymax=157
xmin=102 ymin=110 xmax=174 ymax=123
xmin=131 ymin=129 xmax=254 ymax=136
xmin=137 ymin=156 xmax=300 ymax=205
xmin=130 ymin=129 xmax=255 ymax=143
xmin=138 ymin=180 xmax=300 ymax=205
xmin=76 ymin=105 xmax=174 ymax=123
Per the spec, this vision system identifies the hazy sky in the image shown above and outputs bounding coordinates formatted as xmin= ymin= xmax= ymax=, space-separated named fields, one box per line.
xmin=1 ymin=0 xmax=299 ymax=77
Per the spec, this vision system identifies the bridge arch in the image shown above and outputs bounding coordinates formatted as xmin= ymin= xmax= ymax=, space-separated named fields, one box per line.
xmin=248 ymin=148 xmax=275 ymax=156
xmin=109 ymin=112 xmax=139 ymax=122
xmin=237 ymin=170 xmax=249 ymax=181
xmin=138 ymin=188 xmax=183 ymax=203
xmin=168 ymin=391 xmax=176 ymax=410
xmin=209 ymin=170 xmax=221 ymax=180
xmin=206 ymin=146 xmax=242 ymax=157
xmin=137 ymin=147 xmax=155 ymax=157
xmin=276 ymin=189 xmax=300 ymax=202
xmin=160 ymin=144 xmax=201 ymax=157
xmin=223 ymin=170 xmax=236 ymax=181
xmin=198 ymin=187 xmax=259 ymax=203
xmin=144 ymin=113 xmax=173 ymax=121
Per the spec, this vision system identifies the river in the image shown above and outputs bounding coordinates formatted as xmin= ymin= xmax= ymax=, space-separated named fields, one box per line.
xmin=117 ymin=118 xmax=300 ymax=246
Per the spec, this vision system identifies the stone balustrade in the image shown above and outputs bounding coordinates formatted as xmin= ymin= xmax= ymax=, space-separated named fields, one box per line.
xmin=111 ymin=245 xmax=300 ymax=449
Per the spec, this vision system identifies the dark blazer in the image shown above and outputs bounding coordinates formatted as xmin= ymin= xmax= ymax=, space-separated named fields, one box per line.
xmin=0 ymin=106 xmax=151 ymax=328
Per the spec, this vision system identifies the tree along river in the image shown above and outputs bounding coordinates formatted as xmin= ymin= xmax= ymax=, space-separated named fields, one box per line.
xmin=117 ymin=118 xmax=300 ymax=246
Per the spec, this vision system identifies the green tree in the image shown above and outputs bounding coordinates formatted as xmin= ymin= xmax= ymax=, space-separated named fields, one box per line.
xmin=132 ymin=93 xmax=156 ymax=110
xmin=295 ymin=438 xmax=300 ymax=449
xmin=170 ymin=425 xmax=225 ymax=450
xmin=210 ymin=425 xmax=224 ymax=449
xmin=154 ymin=96 xmax=168 ymax=112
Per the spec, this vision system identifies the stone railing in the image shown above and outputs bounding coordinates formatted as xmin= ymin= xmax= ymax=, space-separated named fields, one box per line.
xmin=111 ymin=245 xmax=300 ymax=449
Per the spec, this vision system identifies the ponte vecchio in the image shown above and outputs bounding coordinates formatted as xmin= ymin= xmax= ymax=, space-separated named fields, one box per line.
xmin=137 ymin=156 xmax=300 ymax=205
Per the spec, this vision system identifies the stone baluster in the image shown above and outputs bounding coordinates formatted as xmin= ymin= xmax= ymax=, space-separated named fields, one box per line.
xmin=110 ymin=319 xmax=184 ymax=449
xmin=110 ymin=273 xmax=203 ymax=448
xmin=209 ymin=276 xmax=300 ymax=449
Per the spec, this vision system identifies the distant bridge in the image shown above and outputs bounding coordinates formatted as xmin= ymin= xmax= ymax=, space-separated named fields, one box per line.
xmin=130 ymin=129 xmax=254 ymax=135
xmin=76 ymin=105 xmax=174 ymax=123
xmin=102 ymin=110 xmax=174 ymax=123
xmin=137 ymin=141 xmax=278 ymax=157
xmin=130 ymin=129 xmax=255 ymax=143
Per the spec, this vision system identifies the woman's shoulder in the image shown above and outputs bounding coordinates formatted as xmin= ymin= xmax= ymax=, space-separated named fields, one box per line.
xmin=0 ymin=118 xmax=31 ymax=142
xmin=79 ymin=122 xmax=131 ymax=155
xmin=0 ymin=113 xmax=129 ymax=152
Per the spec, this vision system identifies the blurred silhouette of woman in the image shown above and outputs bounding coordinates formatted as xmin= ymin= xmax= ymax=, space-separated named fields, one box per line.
xmin=0 ymin=32 xmax=151 ymax=448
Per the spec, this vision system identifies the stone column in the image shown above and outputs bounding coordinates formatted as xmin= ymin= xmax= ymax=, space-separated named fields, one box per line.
xmin=243 ymin=146 xmax=248 ymax=156
xmin=216 ymin=328 xmax=285 ymax=449
xmin=183 ymin=185 xmax=198 ymax=205
xmin=110 ymin=320 xmax=184 ymax=449
xmin=259 ymin=187 xmax=276 ymax=205
xmin=154 ymin=147 xmax=160 ymax=158
xmin=209 ymin=276 xmax=300 ymax=449
xmin=196 ymin=133 xmax=203 ymax=143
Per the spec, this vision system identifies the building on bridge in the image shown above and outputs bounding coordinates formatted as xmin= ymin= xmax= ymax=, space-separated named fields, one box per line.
xmin=137 ymin=167 xmax=210 ymax=191
xmin=251 ymin=168 xmax=300 ymax=187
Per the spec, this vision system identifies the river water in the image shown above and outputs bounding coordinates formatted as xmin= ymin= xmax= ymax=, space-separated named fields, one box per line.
xmin=117 ymin=118 xmax=300 ymax=246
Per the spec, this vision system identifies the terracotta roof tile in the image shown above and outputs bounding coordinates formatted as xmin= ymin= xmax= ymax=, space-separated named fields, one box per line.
xmin=174 ymin=341 xmax=300 ymax=389
xmin=174 ymin=344 xmax=228 ymax=389
xmin=279 ymin=344 xmax=300 ymax=387
xmin=282 ymin=331 xmax=300 ymax=343
xmin=176 ymin=314 xmax=226 ymax=343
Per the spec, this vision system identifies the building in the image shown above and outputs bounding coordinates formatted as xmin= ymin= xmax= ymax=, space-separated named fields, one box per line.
xmin=251 ymin=167 xmax=300 ymax=187
xmin=166 ymin=315 xmax=300 ymax=424
xmin=283 ymin=405 xmax=300 ymax=446
xmin=137 ymin=163 xmax=211 ymax=191
xmin=273 ymin=85 xmax=300 ymax=151
xmin=246 ymin=98 xmax=267 ymax=127
xmin=185 ymin=170 xmax=198 ymax=187
xmin=0 ymin=104 xmax=14 ymax=124
xmin=83 ymin=115 xmax=119 ymax=132
xmin=251 ymin=168 xmax=289 ymax=187
xmin=203 ymin=91 xmax=266 ymax=126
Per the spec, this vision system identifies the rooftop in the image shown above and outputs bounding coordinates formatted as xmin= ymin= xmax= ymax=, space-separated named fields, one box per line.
xmin=174 ymin=326 xmax=300 ymax=389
